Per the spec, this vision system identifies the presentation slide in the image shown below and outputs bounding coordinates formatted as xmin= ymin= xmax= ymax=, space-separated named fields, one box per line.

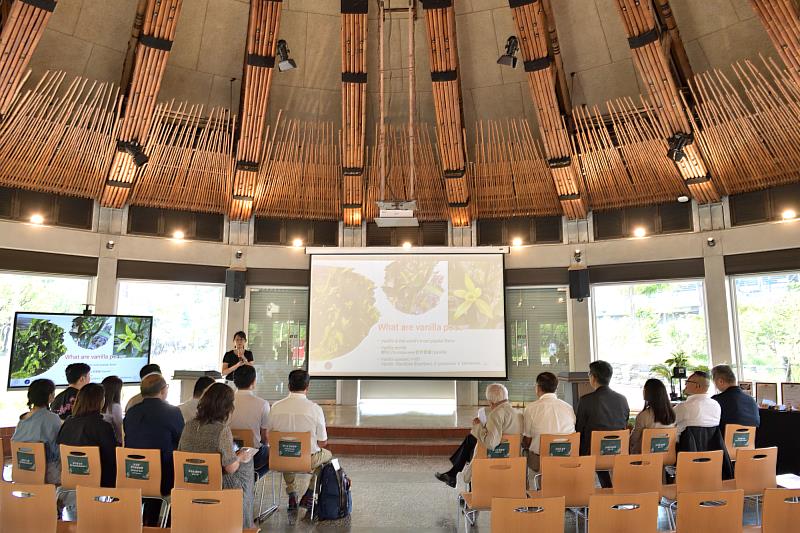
xmin=8 ymin=312 xmax=152 ymax=389
xmin=308 ymin=253 xmax=506 ymax=378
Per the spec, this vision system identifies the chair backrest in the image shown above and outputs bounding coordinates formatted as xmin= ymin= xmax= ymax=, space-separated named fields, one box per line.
xmin=490 ymin=496 xmax=565 ymax=532
xmin=676 ymin=490 xmax=744 ymax=533
xmin=642 ymin=427 xmax=678 ymax=466
xmin=475 ymin=434 xmax=522 ymax=459
xmin=268 ymin=431 xmax=313 ymax=473
xmin=612 ymin=453 xmax=664 ymax=496
xmin=76 ymin=485 xmax=142 ymax=533
xmin=60 ymin=444 xmax=102 ymax=490
xmin=539 ymin=433 xmax=580 ymax=458
xmin=676 ymin=450 xmax=724 ymax=494
xmin=588 ymin=492 xmax=660 ymax=533
xmin=170 ymin=488 xmax=244 ymax=533
xmin=590 ymin=429 xmax=630 ymax=470
xmin=115 ymin=447 xmax=162 ymax=497
xmin=469 ymin=457 xmax=527 ymax=509
xmin=10 ymin=441 xmax=46 ymax=485
xmin=172 ymin=451 xmax=223 ymax=491
xmin=0 ymin=482 xmax=57 ymax=533
xmin=733 ymin=447 xmax=777 ymax=494
xmin=762 ymin=488 xmax=800 ymax=533
xmin=231 ymin=428 xmax=255 ymax=449
xmin=724 ymin=424 xmax=756 ymax=459
xmin=540 ymin=455 xmax=597 ymax=508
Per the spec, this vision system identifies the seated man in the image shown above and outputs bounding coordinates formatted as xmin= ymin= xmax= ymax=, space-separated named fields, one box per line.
xmin=125 ymin=363 xmax=162 ymax=412
xmin=229 ymin=365 xmax=270 ymax=476
xmin=178 ymin=376 xmax=215 ymax=423
xmin=435 ymin=383 xmax=522 ymax=488
xmin=711 ymin=364 xmax=760 ymax=434
xmin=51 ymin=363 xmax=91 ymax=420
xmin=521 ymin=372 xmax=576 ymax=472
xmin=268 ymin=369 xmax=332 ymax=511
xmin=675 ymin=371 xmax=721 ymax=440
xmin=575 ymin=360 xmax=629 ymax=456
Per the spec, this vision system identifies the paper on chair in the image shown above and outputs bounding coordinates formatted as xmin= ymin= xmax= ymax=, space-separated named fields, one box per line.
xmin=477 ymin=407 xmax=487 ymax=425
xmin=776 ymin=474 xmax=800 ymax=489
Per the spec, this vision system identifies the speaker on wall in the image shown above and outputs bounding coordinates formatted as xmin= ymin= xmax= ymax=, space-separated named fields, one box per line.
xmin=225 ymin=269 xmax=246 ymax=301
xmin=568 ymin=266 xmax=590 ymax=301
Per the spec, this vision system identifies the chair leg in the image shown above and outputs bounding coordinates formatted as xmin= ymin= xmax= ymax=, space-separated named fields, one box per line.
xmin=309 ymin=472 xmax=318 ymax=521
xmin=255 ymin=473 xmax=279 ymax=522
xmin=160 ymin=500 xmax=171 ymax=529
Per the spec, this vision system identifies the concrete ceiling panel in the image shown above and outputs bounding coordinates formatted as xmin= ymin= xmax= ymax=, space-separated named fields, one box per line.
xmin=272 ymin=9 xmax=308 ymax=88
xmin=668 ymin=0 xmax=740 ymax=43
xmin=456 ymin=10 xmax=504 ymax=89
xmin=82 ymin=45 xmax=125 ymax=85
xmin=553 ymin=0 xmax=612 ymax=74
xmin=73 ymin=0 xmax=139 ymax=53
xmin=302 ymin=13 xmax=341 ymax=91
xmin=169 ymin=0 xmax=209 ymax=70
xmin=28 ymin=30 xmax=92 ymax=82
xmin=571 ymin=58 xmax=640 ymax=109
xmin=469 ymin=82 xmax=525 ymax=122
xmin=158 ymin=65 xmax=214 ymax=106
xmin=695 ymin=18 xmax=776 ymax=71
xmin=48 ymin=0 xmax=83 ymax=35
xmin=594 ymin=0 xmax=635 ymax=63
xmin=197 ymin=0 xmax=249 ymax=78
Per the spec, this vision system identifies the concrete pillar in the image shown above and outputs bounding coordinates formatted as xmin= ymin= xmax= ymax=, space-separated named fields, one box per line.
xmin=568 ymin=297 xmax=592 ymax=372
xmin=703 ymin=247 xmax=734 ymax=367
xmin=94 ymin=255 xmax=118 ymax=314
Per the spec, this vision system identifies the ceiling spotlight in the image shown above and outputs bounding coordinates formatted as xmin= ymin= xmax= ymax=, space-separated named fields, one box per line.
xmin=667 ymin=131 xmax=693 ymax=162
xmin=511 ymin=237 xmax=523 ymax=247
xmin=677 ymin=195 xmax=690 ymax=203
xmin=277 ymin=40 xmax=297 ymax=72
xmin=292 ymin=238 xmax=304 ymax=248
xmin=497 ymin=36 xmax=519 ymax=68
xmin=402 ymin=241 xmax=412 ymax=250
xmin=707 ymin=237 xmax=716 ymax=247
xmin=117 ymin=140 xmax=149 ymax=168
xmin=235 ymin=250 xmax=243 ymax=259
xmin=782 ymin=208 xmax=797 ymax=220
xmin=172 ymin=230 xmax=185 ymax=240
xmin=29 ymin=214 xmax=44 ymax=225
xmin=573 ymin=249 xmax=582 ymax=263
xmin=632 ymin=226 xmax=647 ymax=238
xmin=106 ymin=240 xmax=115 ymax=250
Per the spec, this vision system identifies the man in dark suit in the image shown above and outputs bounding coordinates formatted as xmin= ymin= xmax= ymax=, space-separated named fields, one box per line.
xmin=575 ymin=360 xmax=630 ymax=455
xmin=711 ymin=364 xmax=760 ymax=434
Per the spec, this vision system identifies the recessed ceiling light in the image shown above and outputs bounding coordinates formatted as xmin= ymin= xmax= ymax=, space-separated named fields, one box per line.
xmin=782 ymin=209 xmax=797 ymax=220
xmin=402 ymin=241 xmax=412 ymax=250
xmin=292 ymin=238 xmax=304 ymax=248
xmin=677 ymin=195 xmax=690 ymax=203
xmin=511 ymin=237 xmax=523 ymax=247
xmin=30 ymin=214 xmax=44 ymax=225
xmin=172 ymin=230 xmax=185 ymax=240
xmin=632 ymin=227 xmax=647 ymax=238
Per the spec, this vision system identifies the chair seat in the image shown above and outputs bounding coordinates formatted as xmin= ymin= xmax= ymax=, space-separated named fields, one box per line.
xmin=721 ymin=479 xmax=771 ymax=497
xmin=742 ymin=527 xmax=762 ymax=533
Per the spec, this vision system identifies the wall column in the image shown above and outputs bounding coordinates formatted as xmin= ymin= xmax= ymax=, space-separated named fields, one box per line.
xmin=94 ymin=256 xmax=118 ymax=314
xmin=703 ymin=248 xmax=734 ymax=368
xmin=568 ymin=297 xmax=592 ymax=372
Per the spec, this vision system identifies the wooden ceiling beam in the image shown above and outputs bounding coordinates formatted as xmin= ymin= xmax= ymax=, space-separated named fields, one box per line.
xmin=749 ymin=0 xmax=800 ymax=86
xmin=653 ymin=0 xmax=694 ymax=87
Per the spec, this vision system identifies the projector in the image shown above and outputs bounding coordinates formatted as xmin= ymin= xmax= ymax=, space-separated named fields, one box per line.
xmin=375 ymin=200 xmax=419 ymax=227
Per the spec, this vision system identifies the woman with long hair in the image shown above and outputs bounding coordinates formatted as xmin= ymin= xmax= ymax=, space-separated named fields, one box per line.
xmin=12 ymin=379 xmax=62 ymax=484
xmin=101 ymin=376 xmax=123 ymax=444
xmin=630 ymin=378 xmax=677 ymax=453
xmin=178 ymin=383 xmax=255 ymax=527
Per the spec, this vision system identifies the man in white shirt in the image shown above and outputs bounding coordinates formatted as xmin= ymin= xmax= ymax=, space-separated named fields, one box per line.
xmin=229 ymin=366 xmax=270 ymax=476
xmin=674 ymin=371 xmax=721 ymax=439
xmin=521 ymin=372 xmax=576 ymax=472
xmin=268 ymin=369 xmax=332 ymax=511
xmin=178 ymin=376 xmax=215 ymax=423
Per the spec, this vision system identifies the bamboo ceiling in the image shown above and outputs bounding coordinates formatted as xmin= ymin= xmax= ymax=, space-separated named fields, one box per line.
xmin=1 ymin=1 xmax=800 ymax=226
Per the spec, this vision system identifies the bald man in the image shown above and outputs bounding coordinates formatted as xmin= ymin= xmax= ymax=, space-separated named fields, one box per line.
xmin=674 ymin=371 xmax=721 ymax=440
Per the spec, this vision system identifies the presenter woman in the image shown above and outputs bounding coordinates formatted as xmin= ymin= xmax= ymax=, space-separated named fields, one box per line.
xmin=221 ymin=331 xmax=253 ymax=381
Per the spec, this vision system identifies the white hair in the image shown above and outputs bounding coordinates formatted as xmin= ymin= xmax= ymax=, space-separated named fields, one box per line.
xmin=485 ymin=383 xmax=509 ymax=404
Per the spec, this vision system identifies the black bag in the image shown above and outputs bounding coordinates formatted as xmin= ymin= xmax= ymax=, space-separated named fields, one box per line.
xmin=316 ymin=460 xmax=352 ymax=520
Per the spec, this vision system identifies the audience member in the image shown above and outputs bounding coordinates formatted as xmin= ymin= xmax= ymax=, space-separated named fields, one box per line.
xmin=521 ymin=372 xmax=576 ymax=472
xmin=125 ymin=364 xmax=162 ymax=412
xmin=674 ymin=371 xmax=721 ymax=439
xmin=178 ymin=383 xmax=254 ymax=528
xmin=101 ymin=375 xmax=124 ymax=445
xmin=124 ymin=375 xmax=185 ymax=496
xmin=575 ymin=360 xmax=630 ymax=456
xmin=630 ymin=378 xmax=676 ymax=453
xmin=178 ymin=376 xmax=215 ymax=423
xmin=268 ymin=369 xmax=331 ymax=511
xmin=229 ymin=365 xmax=270 ymax=476
xmin=51 ymin=363 xmax=91 ymax=420
xmin=12 ymin=379 xmax=62 ymax=484
xmin=435 ymin=383 xmax=522 ymax=488
xmin=56 ymin=383 xmax=117 ymax=487
xmin=711 ymin=364 xmax=760 ymax=434
xmin=221 ymin=331 xmax=254 ymax=381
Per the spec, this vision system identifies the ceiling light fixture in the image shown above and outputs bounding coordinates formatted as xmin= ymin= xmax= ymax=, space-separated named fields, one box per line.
xmin=292 ymin=238 xmax=304 ymax=248
xmin=106 ymin=240 xmax=115 ymax=250
xmin=677 ymin=195 xmax=690 ymax=203
xmin=29 ymin=214 xmax=44 ymax=225
xmin=117 ymin=140 xmax=149 ymax=168
xmin=782 ymin=208 xmax=797 ymax=220
xmin=172 ymin=230 xmax=185 ymax=240
xmin=632 ymin=226 xmax=647 ymax=238
xmin=667 ymin=131 xmax=693 ymax=162
xmin=402 ymin=241 xmax=412 ymax=250
xmin=511 ymin=237 xmax=523 ymax=247
xmin=277 ymin=40 xmax=297 ymax=72
xmin=497 ymin=36 xmax=519 ymax=68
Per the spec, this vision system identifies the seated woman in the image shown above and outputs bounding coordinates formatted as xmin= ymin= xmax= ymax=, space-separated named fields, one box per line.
xmin=178 ymin=383 xmax=255 ymax=528
xmin=101 ymin=375 xmax=124 ymax=445
xmin=630 ymin=378 xmax=676 ymax=453
xmin=12 ymin=379 xmax=63 ymax=484
xmin=56 ymin=383 xmax=118 ymax=487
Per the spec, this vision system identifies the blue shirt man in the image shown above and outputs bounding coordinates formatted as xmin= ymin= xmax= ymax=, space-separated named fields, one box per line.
xmin=711 ymin=365 xmax=760 ymax=435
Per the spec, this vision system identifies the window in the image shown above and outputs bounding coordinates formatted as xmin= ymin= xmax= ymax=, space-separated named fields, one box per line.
xmin=0 ymin=187 xmax=93 ymax=229
xmin=254 ymin=218 xmax=339 ymax=246
xmin=730 ymin=184 xmax=800 ymax=226
xmin=479 ymin=287 xmax=570 ymax=404
xmin=127 ymin=206 xmax=224 ymax=242
xmin=365 ymin=221 xmax=448 ymax=246
xmin=593 ymin=202 xmax=692 ymax=240
xmin=247 ymin=287 xmax=335 ymax=402
xmin=592 ymin=280 xmax=710 ymax=410
xmin=0 ymin=272 xmax=92 ymax=426
xmin=732 ymin=272 xmax=800 ymax=386
xmin=116 ymin=280 xmax=225 ymax=403
xmin=477 ymin=216 xmax=563 ymax=246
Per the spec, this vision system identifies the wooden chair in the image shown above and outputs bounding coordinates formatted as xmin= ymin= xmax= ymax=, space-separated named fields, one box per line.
xmin=460 ymin=457 xmax=527 ymax=530
xmin=0 ymin=482 xmax=57 ymax=532
xmin=170 ymin=488 xmax=243 ymax=533
xmin=662 ymin=450 xmax=725 ymax=529
xmin=588 ymin=492 xmax=660 ymax=533
xmin=268 ymin=431 xmax=314 ymax=517
xmin=725 ymin=447 xmax=778 ymax=525
xmin=172 ymin=451 xmax=222 ymax=491
xmin=761 ymin=488 xmax=800 ymax=533
xmin=60 ymin=445 xmax=102 ymax=490
xmin=115 ymin=447 xmax=169 ymax=527
xmin=642 ymin=427 xmax=678 ymax=467
xmin=533 ymin=455 xmax=597 ymax=532
xmin=590 ymin=429 xmax=630 ymax=471
xmin=611 ymin=453 xmax=664 ymax=496
xmin=490 ymin=496 xmax=565 ymax=532
xmin=724 ymin=425 xmax=756 ymax=460
xmin=232 ymin=428 xmax=272 ymax=522
xmin=231 ymin=429 xmax=255 ymax=449
xmin=75 ymin=485 xmax=142 ymax=533
xmin=475 ymin=434 xmax=522 ymax=459
xmin=539 ymin=433 xmax=580 ymax=459
xmin=676 ymin=490 xmax=744 ymax=533
xmin=10 ymin=441 xmax=46 ymax=485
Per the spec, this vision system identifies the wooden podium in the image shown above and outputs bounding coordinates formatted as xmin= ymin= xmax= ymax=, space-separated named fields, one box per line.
xmin=172 ymin=370 xmax=222 ymax=402
xmin=558 ymin=371 xmax=592 ymax=410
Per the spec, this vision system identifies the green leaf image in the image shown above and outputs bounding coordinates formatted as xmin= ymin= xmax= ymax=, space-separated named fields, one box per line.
xmin=11 ymin=319 xmax=67 ymax=379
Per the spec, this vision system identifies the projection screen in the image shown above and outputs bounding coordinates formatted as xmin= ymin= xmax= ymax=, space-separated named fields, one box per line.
xmin=308 ymin=252 xmax=507 ymax=378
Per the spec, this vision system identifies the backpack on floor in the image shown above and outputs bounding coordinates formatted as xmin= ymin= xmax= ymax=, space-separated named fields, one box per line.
xmin=315 ymin=459 xmax=352 ymax=521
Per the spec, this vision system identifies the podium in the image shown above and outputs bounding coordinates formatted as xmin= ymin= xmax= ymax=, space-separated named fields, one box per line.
xmin=172 ymin=370 xmax=222 ymax=403
xmin=558 ymin=372 xmax=592 ymax=410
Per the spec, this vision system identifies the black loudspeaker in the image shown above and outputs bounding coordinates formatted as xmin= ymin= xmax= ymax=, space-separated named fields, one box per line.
xmin=568 ymin=267 xmax=590 ymax=300
xmin=225 ymin=269 xmax=246 ymax=300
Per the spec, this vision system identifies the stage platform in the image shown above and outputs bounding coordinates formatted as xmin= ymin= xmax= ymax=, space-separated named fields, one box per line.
xmin=322 ymin=404 xmax=474 ymax=456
